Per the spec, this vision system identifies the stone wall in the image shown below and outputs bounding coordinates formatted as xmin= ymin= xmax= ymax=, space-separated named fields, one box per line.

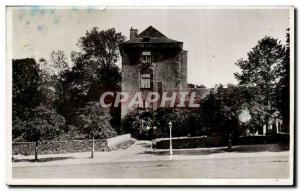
xmin=12 ymin=134 xmax=133 ymax=156
xmin=12 ymin=139 xmax=108 ymax=156
xmin=121 ymin=48 xmax=188 ymax=117
xmin=154 ymin=53 xmax=181 ymax=91
xmin=180 ymin=50 xmax=188 ymax=90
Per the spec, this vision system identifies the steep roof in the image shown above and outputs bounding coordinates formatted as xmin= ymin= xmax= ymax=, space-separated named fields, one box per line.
xmin=121 ymin=26 xmax=181 ymax=45
xmin=137 ymin=26 xmax=166 ymax=38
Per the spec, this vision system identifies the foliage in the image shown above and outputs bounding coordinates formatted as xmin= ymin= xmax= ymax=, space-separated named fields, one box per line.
xmin=12 ymin=58 xmax=43 ymax=120
xmin=155 ymin=108 xmax=190 ymax=138
xmin=37 ymin=51 xmax=71 ymax=109
xmin=196 ymin=84 xmax=206 ymax=88
xmin=36 ymin=51 xmax=72 ymax=125
xmin=68 ymin=27 xmax=125 ymax=98
xmin=49 ymin=50 xmax=70 ymax=107
xmin=76 ymin=102 xmax=117 ymax=139
xmin=121 ymin=109 xmax=153 ymax=139
xmin=122 ymin=108 xmax=202 ymax=139
xmin=188 ymin=83 xmax=195 ymax=88
xmin=60 ymin=28 xmax=125 ymax=129
xmin=274 ymin=29 xmax=290 ymax=131
xmin=199 ymin=85 xmax=244 ymax=138
xmin=49 ymin=50 xmax=70 ymax=76
xmin=234 ymin=36 xmax=286 ymax=132
xmin=22 ymin=106 xmax=65 ymax=142
xmin=188 ymin=83 xmax=206 ymax=88
xmin=12 ymin=28 xmax=126 ymax=142
xmin=12 ymin=117 xmax=25 ymax=140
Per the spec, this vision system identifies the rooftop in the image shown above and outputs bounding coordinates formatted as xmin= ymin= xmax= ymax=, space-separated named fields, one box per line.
xmin=121 ymin=26 xmax=182 ymax=45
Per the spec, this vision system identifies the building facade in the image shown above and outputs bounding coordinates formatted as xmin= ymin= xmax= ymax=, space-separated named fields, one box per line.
xmin=119 ymin=26 xmax=188 ymax=117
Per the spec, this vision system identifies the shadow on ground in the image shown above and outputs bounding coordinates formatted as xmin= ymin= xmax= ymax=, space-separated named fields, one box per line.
xmin=139 ymin=144 xmax=289 ymax=156
xmin=13 ymin=156 xmax=73 ymax=163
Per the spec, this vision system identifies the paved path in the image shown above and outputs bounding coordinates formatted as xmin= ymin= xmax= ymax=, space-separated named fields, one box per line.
xmin=13 ymin=156 xmax=289 ymax=179
xmin=12 ymin=140 xmax=290 ymax=179
xmin=13 ymin=140 xmax=289 ymax=167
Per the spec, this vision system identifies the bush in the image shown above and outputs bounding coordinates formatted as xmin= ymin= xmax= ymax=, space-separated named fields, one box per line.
xmin=122 ymin=108 xmax=206 ymax=139
xmin=76 ymin=102 xmax=117 ymax=139
xmin=154 ymin=134 xmax=289 ymax=149
xmin=155 ymin=136 xmax=226 ymax=149
xmin=155 ymin=108 xmax=203 ymax=138
xmin=237 ymin=134 xmax=289 ymax=145
xmin=121 ymin=108 xmax=153 ymax=139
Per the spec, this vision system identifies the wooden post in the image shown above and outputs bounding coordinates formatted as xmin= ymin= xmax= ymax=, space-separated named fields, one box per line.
xmin=34 ymin=140 xmax=38 ymax=161
xmin=91 ymin=136 xmax=95 ymax=158
xmin=228 ymin=133 xmax=232 ymax=152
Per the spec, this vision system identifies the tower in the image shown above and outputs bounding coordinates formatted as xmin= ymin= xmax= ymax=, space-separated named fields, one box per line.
xmin=119 ymin=26 xmax=188 ymax=117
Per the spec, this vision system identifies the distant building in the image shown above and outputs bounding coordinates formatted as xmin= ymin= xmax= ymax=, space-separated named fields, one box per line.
xmin=119 ymin=26 xmax=188 ymax=117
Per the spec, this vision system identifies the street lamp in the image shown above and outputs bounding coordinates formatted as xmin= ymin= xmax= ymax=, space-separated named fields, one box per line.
xmin=152 ymin=126 xmax=157 ymax=151
xmin=169 ymin=121 xmax=173 ymax=159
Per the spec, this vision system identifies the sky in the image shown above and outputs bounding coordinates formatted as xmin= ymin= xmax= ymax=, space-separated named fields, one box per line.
xmin=9 ymin=7 xmax=291 ymax=87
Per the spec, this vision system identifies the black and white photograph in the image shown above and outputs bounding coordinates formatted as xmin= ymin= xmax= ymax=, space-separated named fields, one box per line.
xmin=6 ymin=6 xmax=294 ymax=185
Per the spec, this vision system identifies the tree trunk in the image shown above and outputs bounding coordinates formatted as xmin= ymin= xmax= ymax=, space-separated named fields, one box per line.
xmin=265 ymin=115 xmax=270 ymax=135
xmin=34 ymin=140 xmax=38 ymax=162
xmin=91 ymin=136 xmax=95 ymax=158
xmin=227 ymin=133 xmax=232 ymax=152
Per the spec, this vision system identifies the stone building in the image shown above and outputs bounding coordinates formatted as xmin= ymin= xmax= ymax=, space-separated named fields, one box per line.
xmin=119 ymin=26 xmax=188 ymax=117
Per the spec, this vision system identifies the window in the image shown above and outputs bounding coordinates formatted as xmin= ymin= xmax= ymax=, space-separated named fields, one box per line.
xmin=141 ymin=74 xmax=151 ymax=88
xmin=141 ymin=51 xmax=151 ymax=65
xmin=140 ymin=52 xmax=152 ymax=89
xmin=157 ymin=82 xmax=162 ymax=94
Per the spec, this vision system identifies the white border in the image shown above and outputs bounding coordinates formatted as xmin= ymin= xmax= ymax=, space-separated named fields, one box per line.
xmin=4 ymin=5 xmax=295 ymax=186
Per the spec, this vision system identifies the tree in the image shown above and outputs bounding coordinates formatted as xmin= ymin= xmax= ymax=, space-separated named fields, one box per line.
xmin=188 ymin=83 xmax=195 ymax=88
xmin=196 ymin=84 xmax=206 ymax=88
xmin=275 ymin=29 xmax=290 ymax=132
xmin=22 ymin=106 xmax=65 ymax=161
xmin=62 ymin=28 xmax=125 ymax=130
xmin=12 ymin=58 xmax=46 ymax=141
xmin=70 ymin=27 xmax=125 ymax=98
xmin=76 ymin=102 xmax=117 ymax=158
xmin=12 ymin=58 xmax=43 ymax=121
xmin=234 ymin=36 xmax=285 ymax=133
xmin=50 ymin=50 xmax=70 ymax=76
xmin=12 ymin=117 xmax=25 ymax=140
xmin=39 ymin=50 xmax=69 ymax=77
xmin=154 ymin=108 xmax=190 ymax=138
xmin=49 ymin=50 xmax=70 ymax=105
xmin=188 ymin=83 xmax=206 ymax=88
xmin=200 ymin=85 xmax=244 ymax=139
xmin=37 ymin=51 xmax=71 ymax=110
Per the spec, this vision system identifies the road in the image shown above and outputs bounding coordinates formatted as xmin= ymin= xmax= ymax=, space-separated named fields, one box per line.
xmin=13 ymin=155 xmax=289 ymax=179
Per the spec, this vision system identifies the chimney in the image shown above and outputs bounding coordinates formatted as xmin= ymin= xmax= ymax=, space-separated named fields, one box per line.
xmin=130 ymin=27 xmax=138 ymax=40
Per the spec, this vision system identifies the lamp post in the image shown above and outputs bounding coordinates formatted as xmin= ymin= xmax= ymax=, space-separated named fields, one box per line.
xmin=169 ymin=121 xmax=173 ymax=159
xmin=152 ymin=126 xmax=157 ymax=151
